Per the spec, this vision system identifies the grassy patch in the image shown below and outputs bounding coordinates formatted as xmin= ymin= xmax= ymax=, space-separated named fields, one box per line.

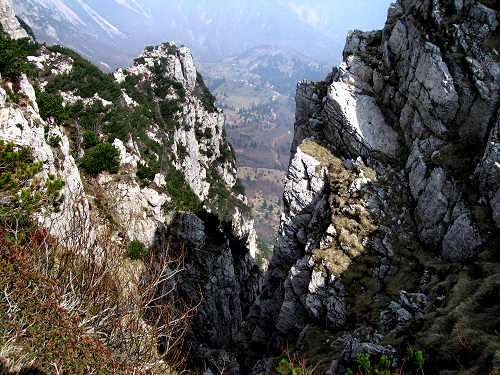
xmin=299 ymin=140 xmax=378 ymax=276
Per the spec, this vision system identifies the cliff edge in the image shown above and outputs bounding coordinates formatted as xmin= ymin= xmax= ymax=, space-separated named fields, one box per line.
xmin=248 ymin=0 xmax=500 ymax=373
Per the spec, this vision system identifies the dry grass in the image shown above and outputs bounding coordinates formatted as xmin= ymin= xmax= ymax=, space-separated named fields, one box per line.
xmin=0 ymin=206 xmax=198 ymax=374
xmin=301 ymin=139 xmax=377 ymax=277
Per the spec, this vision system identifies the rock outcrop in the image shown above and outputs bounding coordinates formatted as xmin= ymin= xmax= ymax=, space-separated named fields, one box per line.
xmin=0 ymin=0 xmax=29 ymax=39
xmin=247 ymin=0 xmax=500 ymax=373
xmin=155 ymin=212 xmax=261 ymax=373
xmin=0 ymin=2 xmax=262 ymax=372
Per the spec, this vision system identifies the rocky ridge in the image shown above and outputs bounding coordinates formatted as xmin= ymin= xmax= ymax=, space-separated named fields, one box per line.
xmin=0 ymin=0 xmax=261 ymax=371
xmin=2 ymin=0 xmax=500 ymax=373
xmin=247 ymin=0 xmax=500 ymax=373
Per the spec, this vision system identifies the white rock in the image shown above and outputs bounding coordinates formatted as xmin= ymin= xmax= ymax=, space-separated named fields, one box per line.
xmin=113 ymin=138 xmax=139 ymax=168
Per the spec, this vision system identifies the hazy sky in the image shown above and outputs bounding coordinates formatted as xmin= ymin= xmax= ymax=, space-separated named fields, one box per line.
xmin=127 ymin=0 xmax=395 ymax=63
xmin=14 ymin=0 xmax=395 ymax=66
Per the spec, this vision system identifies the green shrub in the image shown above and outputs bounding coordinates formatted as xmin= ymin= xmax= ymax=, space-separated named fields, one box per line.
xmin=35 ymin=87 xmax=69 ymax=123
xmin=176 ymin=143 xmax=188 ymax=160
xmin=205 ymin=180 xmax=251 ymax=223
xmin=163 ymin=167 xmax=202 ymax=213
xmin=195 ymin=127 xmax=204 ymax=141
xmin=133 ymin=57 xmax=146 ymax=65
xmin=82 ymin=130 xmax=100 ymax=149
xmin=127 ymin=239 xmax=147 ymax=260
xmin=15 ymin=16 xmax=36 ymax=39
xmin=160 ymin=99 xmax=181 ymax=120
xmin=203 ymin=127 xmax=212 ymax=138
xmin=46 ymin=45 xmax=121 ymax=102
xmin=136 ymin=162 xmax=156 ymax=183
xmin=162 ymin=42 xmax=178 ymax=55
xmin=232 ymin=178 xmax=245 ymax=196
xmin=256 ymin=237 xmax=272 ymax=268
xmin=79 ymin=143 xmax=120 ymax=177
xmin=217 ymin=142 xmax=235 ymax=164
xmin=0 ymin=141 xmax=64 ymax=241
xmin=47 ymin=135 xmax=61 ymax=147
xmin=194 ymin=72 xmax=217 ymax=113
xmin=0 ymin=33 xmax=37 ymax=80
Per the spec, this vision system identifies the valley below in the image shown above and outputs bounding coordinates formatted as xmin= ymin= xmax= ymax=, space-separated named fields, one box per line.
xmin=198 ymin=46 xmax=329 ymax=253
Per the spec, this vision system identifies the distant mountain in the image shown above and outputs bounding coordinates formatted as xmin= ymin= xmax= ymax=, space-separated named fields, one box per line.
xmin=197 ymin=45 xmax=330 ymax=171
xmin=197 ymin=46 xmax=331 ymax=249
xmin=11 ymin=0 xmax=147 ymax=69
xmin=198 ymin=45 xmax=330 ymax=99
xmin=11 ymin=0 xmax=391 ymax=70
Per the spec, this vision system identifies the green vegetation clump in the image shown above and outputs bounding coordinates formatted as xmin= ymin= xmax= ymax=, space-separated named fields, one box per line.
xmin=162 ymin=42 xmax=178 ymax=55
xmin=133 ymin=56 xmax=146 ymax=65
xmin=163 ymin=167 xmax=203 ymax=213
xmin=204 ymin=166 xmax=250 ymax=222
xmin=152 ymin=63 xmax=185 ymax=100
xmin=176 ymin=142 xmax=188 ymax=160
xmin=35 ymin=87 xmax=69 ymax=123
xmin=160 ymin=99 xmax=181 ymax=121
xmin=194 ymin=72 xmax=217 ymax=113
xmin=0 ymin=33 xmax=37 ymax=80
xmin=232 ymin=178 xmax=246 ymax=196
xmin=0 ymin=141 xmax=64 ymax=242
xmin=136 ymin=162 xmax=157 ymax=185
xmin=276 ymin=350 xmax=426 ymax=375
xmin=205 ymin=181 xmax=251 ymax=223
xmin=218 ymin=141 xmax=236 ymax=165
xmin=256 ymin=237 xmax=272 ymax=268
xmin=45 ymin=45 xmax=121 ymax=102
xmin=79 ymin=142 xmax=120 ymax=177
xmin=203 ymin=127 xmax=212 ymax=138
xmin=47 ymin=135 xmax=61 ymax=147
xmin=82 ymin=129 xmax=100 ymax=149
xmin=128 ymin=239 xmax=147 ymax=260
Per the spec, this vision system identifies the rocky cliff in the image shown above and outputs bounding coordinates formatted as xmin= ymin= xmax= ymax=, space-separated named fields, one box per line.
xmin=3 ymin=0 xmax=500 ymax=373
xmin=248 ymin=0 xmax=500 ymax=373
xmin=0 ymin=0 xmax=261 ymax=371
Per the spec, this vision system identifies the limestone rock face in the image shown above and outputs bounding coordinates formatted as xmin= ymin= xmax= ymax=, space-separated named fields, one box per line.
xmin=112 ymin=43 xmax=259 ymax=257
xmin=0 ymin=0 xmax=28 ymax=39
xmin=0 ymin=73 xmax=91 ymax=243
xmin=247 ymin=0 xmax=500 ymax=372
xmin=0 ymin=3 xmax=262 ymax=373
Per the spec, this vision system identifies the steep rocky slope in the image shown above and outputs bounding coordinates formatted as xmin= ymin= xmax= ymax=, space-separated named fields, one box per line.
xmin=0 ymin=0 xmax=262 ymax=371
xmin=3 ymin=0 xmax=500 ymax=373
xmin=247 ymin=0 xmax=500 ymax=373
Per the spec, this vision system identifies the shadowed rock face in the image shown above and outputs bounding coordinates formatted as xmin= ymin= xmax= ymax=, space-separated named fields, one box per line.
xmin=153 ymin=213 xmax=262 ymax=373
xmin=245 ymin=0 xmax=500 ymax=373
